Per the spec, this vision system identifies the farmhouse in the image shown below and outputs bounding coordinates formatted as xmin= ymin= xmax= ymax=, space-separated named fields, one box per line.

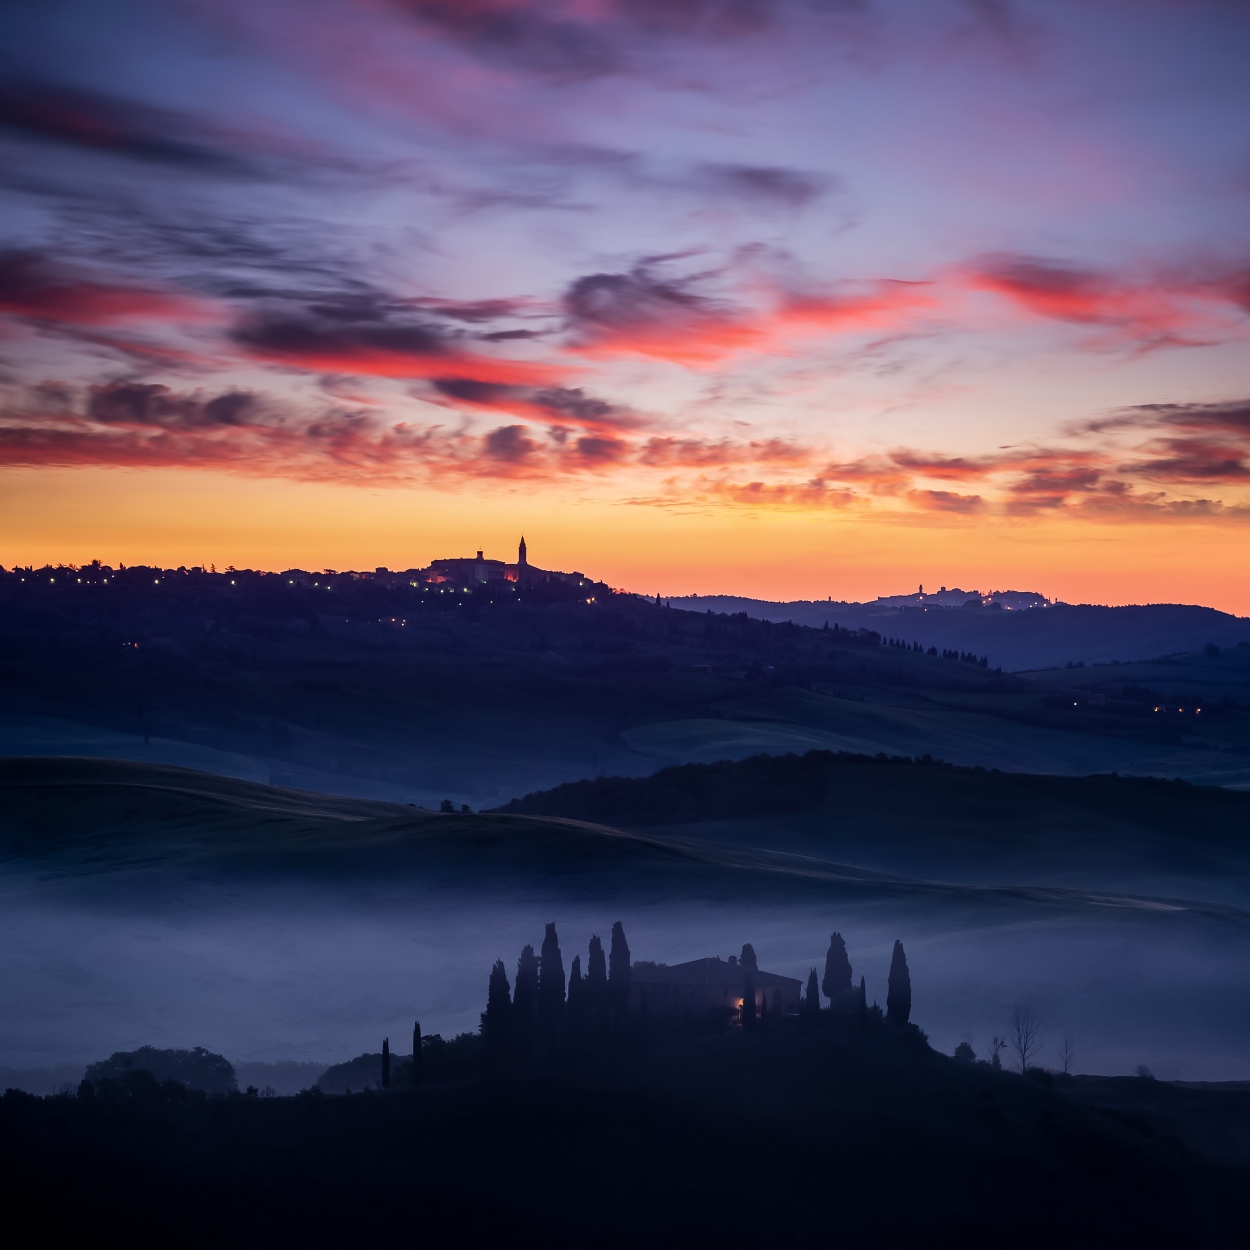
xmin=629 ymin=955 xmax=802 ymax=1022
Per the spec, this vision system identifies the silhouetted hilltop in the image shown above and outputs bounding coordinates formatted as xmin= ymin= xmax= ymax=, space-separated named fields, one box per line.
xmin=498 ymin=746 xmax=1250 ymax=834
xmin=498 ymin=748 xmax=847 ymax=823
xmin=675 ymin=594 xmax=1250 ymax=671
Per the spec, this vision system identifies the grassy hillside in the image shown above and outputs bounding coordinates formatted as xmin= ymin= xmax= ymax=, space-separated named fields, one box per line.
xmin=500 ymin=749 xmax=1250 ymax=902
xmin=0 ymin=757 xmax=697 ymax=882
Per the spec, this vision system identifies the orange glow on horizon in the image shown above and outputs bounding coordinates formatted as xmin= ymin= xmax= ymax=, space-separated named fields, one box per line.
xmin=3 ymin=467 xmax=1248 ymax=617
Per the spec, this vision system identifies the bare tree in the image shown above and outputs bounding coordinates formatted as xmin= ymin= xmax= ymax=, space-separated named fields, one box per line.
xmin=1009 ymin=1004 xmax=1043 ymax=1073
xmin=988 ymin=1035 xmax=1007 ymax=1070
xmin=1058 ymin=1033 xmax=1076 ymax=1076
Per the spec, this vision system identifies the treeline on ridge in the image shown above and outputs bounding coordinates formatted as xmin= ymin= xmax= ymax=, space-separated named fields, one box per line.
xmin=496 ymin=749 xmax=943 ymax=825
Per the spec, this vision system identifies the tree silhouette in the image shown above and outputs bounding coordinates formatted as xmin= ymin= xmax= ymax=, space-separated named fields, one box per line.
xmin=608 ymin=922 xmax=631 ymax=1022
xmin=858 ymin=976 xmax=867 ymax=1032
xmin=482 ymin=961 xmax=511 ymax=1055
xmin=381 ymin=1037 xmax=390 ymax=1089
xmin=567 ymin=954 xmax=585 ymax=1011
xmin=822 ymin=932 xmax=852 ymax=1002
xmin=740 ymin=943 xmax=758 ymax=971
xmin=412 ymin=1021 xmax=422 ymax=1086
xmin=514 ymin=944 xmax=540 ymax=1045
xmin=802 ymin=968 xmax=820 ymax=1029
xmin=886 ymin=940 xmax=911 ymax=1027
xmin=587 ymin=934 xmax=609 ymax=1030
xmin=741 ymin=968 xmax=756 ymax=1031
xmin=539 ymin=922 xmax=566 ymax=1028
xmin=1058 ymin=1033 xmax=1076 ymax=1076
xmin=1010 ymin=1005 xmax=1042 ymax=1072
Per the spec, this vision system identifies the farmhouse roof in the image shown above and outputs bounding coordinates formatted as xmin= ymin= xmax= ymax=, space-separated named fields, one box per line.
xmin=631 ymin=956 xmax=801 ymax=989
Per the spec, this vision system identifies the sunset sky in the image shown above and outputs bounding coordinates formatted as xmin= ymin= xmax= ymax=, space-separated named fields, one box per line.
xmin=2 ymin=0 xmax=1249 ymax=608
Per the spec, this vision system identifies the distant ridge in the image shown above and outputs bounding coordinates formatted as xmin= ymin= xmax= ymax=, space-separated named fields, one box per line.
xmin=670 ymin=596 xmax=1250 ymax=672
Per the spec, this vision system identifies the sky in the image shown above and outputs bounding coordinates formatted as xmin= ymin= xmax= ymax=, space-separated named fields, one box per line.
xmin=1 ymin=0 xmax=1249 ymax=608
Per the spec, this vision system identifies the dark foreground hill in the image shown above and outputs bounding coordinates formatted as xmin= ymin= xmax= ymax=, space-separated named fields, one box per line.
xmin=2 ymin=1029 xmax=1247 ymax=1248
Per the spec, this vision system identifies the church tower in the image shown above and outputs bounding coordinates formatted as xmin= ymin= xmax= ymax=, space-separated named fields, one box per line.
xmin=518 ymin=536 xmax=527 ymax=568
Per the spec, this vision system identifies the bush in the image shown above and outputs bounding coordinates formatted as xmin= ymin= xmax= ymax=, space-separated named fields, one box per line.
xmin=84 ymin=1046 xmax=236 ymax=1095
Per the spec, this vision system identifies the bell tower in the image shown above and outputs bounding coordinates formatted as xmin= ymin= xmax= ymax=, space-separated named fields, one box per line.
xmin=518 ymin=536 xmax=527 ymax=568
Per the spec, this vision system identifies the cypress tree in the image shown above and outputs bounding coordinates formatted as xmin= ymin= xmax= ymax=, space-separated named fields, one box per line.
xmin=608 ymin=921 xmax=631 ymax=1022
xmin=741 ymin=969 xmax=756 ymax=1031
xmin=822 ymin=932 xmax=852 ymax=1003
xmin=886 ymin=940 xmax=911 ymax=1027
xmin=482 ymin=960 xmax=511 ymax=1050
xmin=740 ymin=943 xmax=758 ymax=971
xmin=412 ymin=1020 xmax=423 ymax=1085
xmin=538 ymin=922 xmax=566 ymax=1028
xmin=587 ymin=936 xmax=607 ymax=998
xmin=567 ymin=954 xmax=585 ymax=1011
xmin=802 ymin=968 xmax=820 ymax=1029
xmin=514 ymin=944 xmax=540 ymax=1042
xmin=381 ymin=1037 xmax=390 ymax=1089
xmin=858 ymin=976 xmax=867 ymax=1031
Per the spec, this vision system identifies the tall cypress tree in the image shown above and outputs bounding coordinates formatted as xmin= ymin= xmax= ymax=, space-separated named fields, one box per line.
xmin=822 ymin=932 xmax=853 ymax=1003
xmin=858 ymin=976 xmax=867 ymax=1032
xmin=482 ymin=961 xmax=511 ymax=1059
xmin=608 ymin=921 xmax=631 ymax=1022
xmin=381 ymin=1037 xmax=390 ymax=1089
xmin=514 ymin=944 xmax=540 ymax=1043
xmin=741 ymin=968 xmax=756 ymax=1031
xmin=740 ymin=943 xmax=758 ymax=971
xmin=587 ymin=934 xmax=609 ymax=1033
xmin=412 ymin=1021 xmax=422 ymax=1085
xmin=886 ymin=940 xmax=911 ymax=1027
xmin=538 ymin=922 xmax=566 ymax=1028
xmin=567 ymin=954 xmax=585 ymax=1011
xmin=802 ymin=968 xmax=820 ymax=1029
xmin=587 ymin=936 xmax=608 ymax=1003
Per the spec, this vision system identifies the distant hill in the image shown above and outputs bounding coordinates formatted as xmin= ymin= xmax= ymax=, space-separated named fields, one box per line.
xmin=3 ymin=570 xmax=1250 ymax=799
xmin=672 ymin=596 xmax=1250 ymax=672
xmin=497 ymin=748 xmax=1250 ymax=904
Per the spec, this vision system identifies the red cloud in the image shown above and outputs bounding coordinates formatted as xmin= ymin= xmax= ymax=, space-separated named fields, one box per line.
xmin=426 ymin=378 xmax=639 ymax=430
xmin=563 ymin=265 xmax=934 ymax=367
xmin=233 ymin=308 xmax=555 ymax=385
xmin=0 ymin=250 xmax=208 ymax=327
xmin=965 ymin=254 xmax=1250 ymax=347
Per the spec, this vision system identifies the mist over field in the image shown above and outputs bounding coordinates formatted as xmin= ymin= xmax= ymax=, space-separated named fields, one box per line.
xmin=4 ymin=874 xmax=1247 ymax=1081
xmin=3 ymin=756 xmax=1248 ymax=1084
xmin=2 ymin=578 xmax=1249 ymax=1094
